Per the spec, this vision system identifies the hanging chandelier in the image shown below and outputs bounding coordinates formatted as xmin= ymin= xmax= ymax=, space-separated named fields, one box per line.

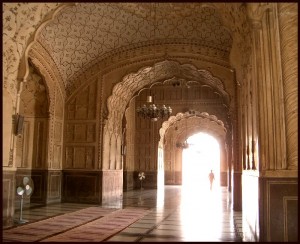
xmin=137 ymin=95 xmax=172 ymax=121
xmin=136 ymin=3 xmax=172 ymax=122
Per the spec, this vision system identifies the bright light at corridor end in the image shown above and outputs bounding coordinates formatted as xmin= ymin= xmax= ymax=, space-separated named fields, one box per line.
xmin=180 ymin=133 xmax=222 ymax=241
xmin=182 ymin=132 xmax=220 ymax=192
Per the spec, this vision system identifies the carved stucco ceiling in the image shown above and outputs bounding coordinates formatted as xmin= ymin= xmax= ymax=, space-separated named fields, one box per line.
xmin=37 ymin=3 xmax=233 ymax=85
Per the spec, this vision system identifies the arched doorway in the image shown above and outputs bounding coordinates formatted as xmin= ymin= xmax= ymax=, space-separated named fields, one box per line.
xmin=182 ymin=132 xmax=220 ymax=192
xmin=117 ymin=60 xmax=231 ymax=192
xmin=160 ymin=111 xmax=228 ymax=188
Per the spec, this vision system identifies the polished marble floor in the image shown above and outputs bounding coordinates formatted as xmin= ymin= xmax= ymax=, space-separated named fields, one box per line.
xmin=8 ymin=185 xmax=243 ymax=242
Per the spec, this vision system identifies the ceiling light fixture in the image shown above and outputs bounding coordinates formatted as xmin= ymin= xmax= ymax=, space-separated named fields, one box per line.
xmin=137 ymin=93 xmax=172 ymax=122
xmin=136 ymin=3 xmax=172 ymax=122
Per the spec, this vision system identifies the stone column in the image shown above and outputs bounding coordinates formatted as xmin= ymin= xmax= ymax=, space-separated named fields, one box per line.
xmin=247 ymin=3 xmax=287 ymax=171
xmin=220 ymin=140 xmax=227 ymax=187
xmin=232 ymin=105 xmax=242 ymax=211
xmin=278 ymin=3 xmax=298 ymax=170
xmin=226 ymin=134 xmax=232 ymax=192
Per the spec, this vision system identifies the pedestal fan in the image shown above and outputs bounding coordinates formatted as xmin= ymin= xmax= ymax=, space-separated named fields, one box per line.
xmin=15 ymin=176 xmax=34 ymax=224
xmin=138 ymin=172 xmax=145 ymax=190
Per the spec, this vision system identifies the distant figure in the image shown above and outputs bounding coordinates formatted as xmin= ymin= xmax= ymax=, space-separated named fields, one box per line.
xmin=208 ymin=170 xmax=215 ymax=191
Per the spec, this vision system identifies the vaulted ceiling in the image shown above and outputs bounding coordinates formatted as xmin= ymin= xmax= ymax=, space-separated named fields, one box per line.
xmin=37 ymin=3 xmax=233 ymax=83
xmin=34 ymin=3 xmax=235 ymax=87
xmin=4 ymin=3 xmax=252 ymax=101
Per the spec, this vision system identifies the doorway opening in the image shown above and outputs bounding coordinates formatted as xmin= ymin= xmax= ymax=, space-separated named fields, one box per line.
xmin=182 ymin=132 xmax=220 ymax=193
xmin=180 ymin=132 xmax=222 ymax=227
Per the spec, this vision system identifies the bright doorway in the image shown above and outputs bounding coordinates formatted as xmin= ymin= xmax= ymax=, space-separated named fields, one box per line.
xmin=182 ymin=132 xmax=220 ymax=193
xmin=180 ymin=132 xmax=222 ymax=231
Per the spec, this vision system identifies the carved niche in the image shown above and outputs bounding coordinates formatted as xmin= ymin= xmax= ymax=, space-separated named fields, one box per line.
xmin=16 ymin=64 xmax=49 ymax=169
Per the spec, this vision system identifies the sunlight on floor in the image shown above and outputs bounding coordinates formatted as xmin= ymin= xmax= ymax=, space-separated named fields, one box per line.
xmin=155 ymin=132 xmax=229 ymax=241
xmin=156 ymin=171 xmax=165 ymax=210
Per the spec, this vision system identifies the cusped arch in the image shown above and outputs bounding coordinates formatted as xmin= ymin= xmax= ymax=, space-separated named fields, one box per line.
xmin=28 ymin=43 xmax=66 ymax=116
xmin=159 ymin=111 xmax=227 ymax=148
xmin=18 ymin=3 xmax=74 ymax=86
xmin=106 ymin=60 xmax=230 ymax=133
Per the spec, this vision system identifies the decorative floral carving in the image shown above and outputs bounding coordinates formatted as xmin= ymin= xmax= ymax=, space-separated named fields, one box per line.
xmin=247 ymin=3 xmax=272 ymax=24
xmin=37 ymin=3 xmax=232 ymax=87
xmin=19 ymin=65 xmax=48 ymax=117
xmin=3 ymin=3 xmax=61 ymax=102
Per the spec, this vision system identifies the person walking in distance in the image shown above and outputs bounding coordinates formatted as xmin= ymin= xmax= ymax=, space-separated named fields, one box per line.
xmin=209 ymin=170 xmax=215 ymax=191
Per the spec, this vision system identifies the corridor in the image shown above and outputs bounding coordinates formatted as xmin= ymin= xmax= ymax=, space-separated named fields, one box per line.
xmin=4 ymin=186 xmax=243 ymax=242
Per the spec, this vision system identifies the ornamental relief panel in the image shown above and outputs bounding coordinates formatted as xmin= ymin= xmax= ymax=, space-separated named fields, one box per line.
xmin=54 ymin=121 xmax=62 ymax=142
xmin=64 ymin=146 xmax=95 ymax=169
xmin=211 ymin=3 xmax=253 ymax=84
xmin=29 ymin=43 xmax=66 ymax=100
xmin=54 ymin=87 xmax=64 ymax=119
xmin=64 ymin=78 xmax=98 ymax=170
xmin=68 ymin=43 xmax=231 ymax=98
xmin=16 ymin=63 xmax=49 ymax=169
xmin=66 ymin=80 xmax=97 ymax=120
xmin=52 ymin=144 xmax=61 ymax=169
xmin=32 ymin=120 xmax=48 ymax=169
xmin=3 ymin=3 xmax=61 ymax=99
xmin=19 ymin=65 xmax=48 ymax=117
xmin=65 ymin=123 xmax=96 ymax=143
xmin=15 ymin=121 xmax=30 ymax=168
xmin=15 ymin=119 xmax=48 ymax=169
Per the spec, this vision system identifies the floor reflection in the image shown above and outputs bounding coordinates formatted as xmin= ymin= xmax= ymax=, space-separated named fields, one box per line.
xmin=10 ymin=185 xmax=242 ymax=242
xmin=180 ymin=185 xmax=225 ymax=241
xmin=118 ymin=185 xmax=241 ymax=242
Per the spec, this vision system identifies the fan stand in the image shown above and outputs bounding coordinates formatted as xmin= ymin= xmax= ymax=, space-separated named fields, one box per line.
xmin=15 ymin=194 xmax=28 ymax=224
xmin=140 ymin=180 xmax=143 ymax=190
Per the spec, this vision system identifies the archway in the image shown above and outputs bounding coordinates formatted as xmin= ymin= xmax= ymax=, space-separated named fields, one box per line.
xmin=160 ymin=111 xmax=228 ymax=187
xmin=108 ymin=60 xmax=231 ymax=195
xmin=182 ymin=132 xmax=220 ymax=192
